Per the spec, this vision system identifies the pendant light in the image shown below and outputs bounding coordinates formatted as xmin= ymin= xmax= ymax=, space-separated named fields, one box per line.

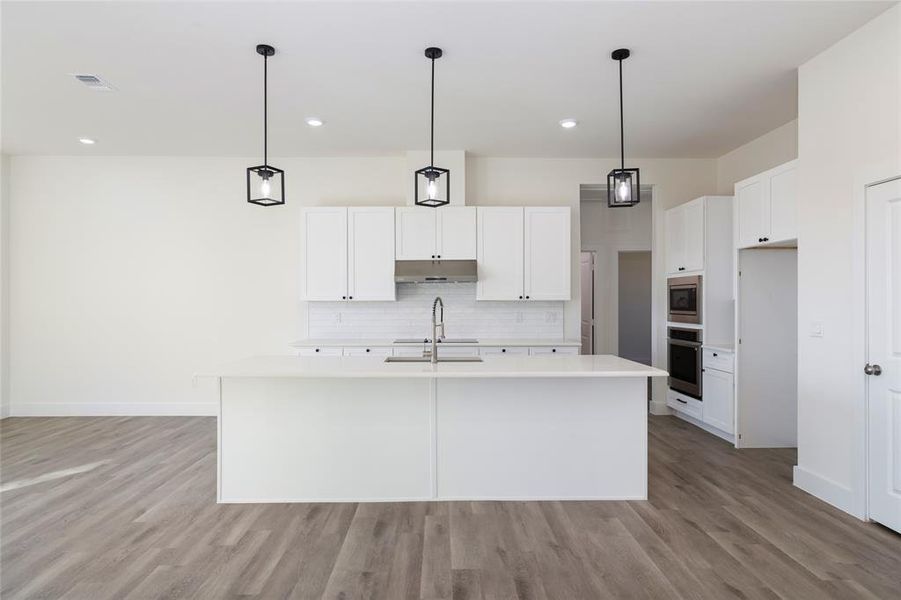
xmin=607 ymin=48 xmax=640 ymax=208
xmin=414 ymin=47 xmax=450 ymax=208
xmin=247 ymin=44 xmax=285 ymax=207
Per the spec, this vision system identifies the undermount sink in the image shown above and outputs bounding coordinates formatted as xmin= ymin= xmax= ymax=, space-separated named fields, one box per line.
xmin=385 ymin=356 xmax=483 ymax=363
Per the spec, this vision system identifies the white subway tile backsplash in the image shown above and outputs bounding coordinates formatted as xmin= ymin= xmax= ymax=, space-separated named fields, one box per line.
xmin=308 ymin=283 xmax=564 ymax=339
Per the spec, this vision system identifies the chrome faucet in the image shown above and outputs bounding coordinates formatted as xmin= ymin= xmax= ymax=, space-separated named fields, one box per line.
xmin=430 ymin=296 xmax=445 ymax=364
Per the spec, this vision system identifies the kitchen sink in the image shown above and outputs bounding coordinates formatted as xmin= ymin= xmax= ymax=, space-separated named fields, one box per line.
xmin=385 ymin=356 xmax=483 ymax=363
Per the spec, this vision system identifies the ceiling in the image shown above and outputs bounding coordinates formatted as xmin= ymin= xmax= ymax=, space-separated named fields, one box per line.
xmin=1 ymin=1 xmax=893 ymax=158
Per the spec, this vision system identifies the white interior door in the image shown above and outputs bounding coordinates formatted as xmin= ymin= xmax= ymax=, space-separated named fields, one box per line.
xmin=476 ymin=207 xmax=524 ymax=300
xmin=580 ymin=252 xmax=594 ymax=355
xmin=436 ymin=207 xmax=476 ymax=259
xmin=866 ymin=177 xmax=901 ymax=533
xmin=395 ymin=207 xmax=437 ymax=260
xmin=301 ymin=207 xmax=347 ymax=301
xmin=347 ymin=207 xmax=396 ymax=301
xmin=523 ymin=207 xmax=571 ymax=300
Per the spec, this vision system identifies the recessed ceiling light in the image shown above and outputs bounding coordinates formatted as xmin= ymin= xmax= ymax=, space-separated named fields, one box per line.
xmin=78 ymin=137 xmax=96 ymax=145
xmin=305 ymin=117 xmax=324 ymax=127
xmin=559 ymin=119 xmax=578 ymax=129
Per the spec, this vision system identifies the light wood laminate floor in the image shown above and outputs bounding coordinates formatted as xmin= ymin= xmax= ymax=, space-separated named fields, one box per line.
xmin=2 ymin=415 xmax=900 ymax=599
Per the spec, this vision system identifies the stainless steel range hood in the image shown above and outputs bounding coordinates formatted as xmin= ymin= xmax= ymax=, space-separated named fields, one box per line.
xmin=394 ymin=260 xmax=477 ymax=283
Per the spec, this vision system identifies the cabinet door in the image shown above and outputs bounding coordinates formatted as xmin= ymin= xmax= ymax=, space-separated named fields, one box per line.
xmin=664 ymin=206 xmax=684 ymax=275
xmin=302 ymin=208 xmax=347 ymax=301
xmin=524 ymin=207 xmax=571 ymax=300
xmin=681 ymin=199 xmax=705 ymax=272
xmin=436 ymin=207 xmax=476 ymax=259
xmin=348 ymin=207 xmax=396 ymax=301
xmin=768 ymin=162 xmax=797 ymax=243
xmin=702 ymin=368 xmax=734 ymax=434
xmin=476 ymin=207 xmax=524 ymax=300
xmin=736 ymin=179 xmax=769 ymax=248
xmin=395 ymin=207 xmax=437 ymax=259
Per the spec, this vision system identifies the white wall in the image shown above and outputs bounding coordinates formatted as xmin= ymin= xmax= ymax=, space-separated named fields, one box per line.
xmin=580 ymin=190 xmax=652 ymax=356
xmin=1 ymin=154 xmax=10 ymax=419
xmin=617 ymin=251 xmax=652 ymax=365
xmin=794 ymin=5 xmax=901 ymax=518
xmin=716 ymin=119 xmax=798 ymax=194
xmin=7 ymin=154 xmax=715 ymax=415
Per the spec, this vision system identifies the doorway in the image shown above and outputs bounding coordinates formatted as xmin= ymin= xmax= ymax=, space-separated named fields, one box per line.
xmin=618 ymin=251 xmax=652 ymax=365
xmin=580 ymin=251 xmax=595 ymax=355
xmin=865 ymin=176 xmax=901 ymax=533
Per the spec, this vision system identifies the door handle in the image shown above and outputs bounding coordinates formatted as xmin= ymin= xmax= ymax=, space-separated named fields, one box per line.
xmin=864 ymin=364 xmax=882 ymax=376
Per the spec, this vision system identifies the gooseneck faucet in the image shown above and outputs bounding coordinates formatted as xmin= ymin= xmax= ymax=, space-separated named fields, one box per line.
xmin=431 ymin=296 xmax=445 ymax=364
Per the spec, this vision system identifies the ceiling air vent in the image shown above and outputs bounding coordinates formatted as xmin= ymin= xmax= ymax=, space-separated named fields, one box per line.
xmin=72 ymin=74 xmax=115 ymax=91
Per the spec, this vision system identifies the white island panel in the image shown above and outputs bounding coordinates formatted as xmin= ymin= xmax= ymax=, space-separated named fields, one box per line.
xmin=436 ymin=378 xmax=646 ymax=500
xmin=220 ymin=377 xmax=433 ymax=502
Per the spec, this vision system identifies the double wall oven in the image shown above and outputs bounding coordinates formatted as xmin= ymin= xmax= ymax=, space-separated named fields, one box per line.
xmin=667 ymin=275 xmax=702 ymax=399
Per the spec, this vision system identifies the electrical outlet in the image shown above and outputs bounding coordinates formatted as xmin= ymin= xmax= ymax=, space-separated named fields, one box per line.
xmin=809 ymin=321 xmax=824 ymax=337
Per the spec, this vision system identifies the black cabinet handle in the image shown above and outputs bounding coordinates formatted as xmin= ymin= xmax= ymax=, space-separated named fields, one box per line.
xmin=713 ymin=352 xmax=718 ymax=357
xmin=552 ymin=348 xmax=557 ymax=353
xmin=437 ymin=254 xmax=441 ymax=258
xmin=365 ymin=348 xmax=370 ymax=353
xmin=348 ymin=296 xmax=353 ymax=300
xmin=519 ymin=295 xmax=523 ymax=299
xmin=501 ymin=348 xmax=506 ymax=353
xmin=342 ymin=296 xmax=346 ymax=300
xmin=315 ymin=348 xmax=320 ymax=353
xmin=676 ymin=398 xmax=687 ymax=404
xmin=526 ymin=295 xmax=530 ymax=299
xmin=763 ymin=237 xmax=769 ymax=242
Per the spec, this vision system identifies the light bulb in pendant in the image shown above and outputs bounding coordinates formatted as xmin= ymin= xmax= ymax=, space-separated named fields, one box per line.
xmin=427 ymin=177 xmax=438 ymax=200
xmin=617 ymin=178 xmax=629 ymax=202
xmin=260 ymin=176 xmax=271 ymax=198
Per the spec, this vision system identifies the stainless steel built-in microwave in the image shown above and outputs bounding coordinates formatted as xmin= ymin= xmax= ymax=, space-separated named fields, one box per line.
xmin=668 ymin=275 xmax=702 ymax=324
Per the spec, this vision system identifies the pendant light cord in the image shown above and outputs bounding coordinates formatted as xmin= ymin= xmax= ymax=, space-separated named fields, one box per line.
xmin=263 ymin=54 xmax=268 ymax=167
xmin=430 ymin=56 xmax=435 ymax=169
xmin=618 ymin=57 xmax=624 ymax=172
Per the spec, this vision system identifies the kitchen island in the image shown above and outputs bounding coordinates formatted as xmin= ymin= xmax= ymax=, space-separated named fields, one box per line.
xmin=213 ymin=355 xmax=666 ymax=503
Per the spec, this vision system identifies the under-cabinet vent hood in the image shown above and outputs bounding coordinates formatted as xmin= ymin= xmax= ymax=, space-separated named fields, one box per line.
xmin=394 ymin=260 xmax=477 ymax=283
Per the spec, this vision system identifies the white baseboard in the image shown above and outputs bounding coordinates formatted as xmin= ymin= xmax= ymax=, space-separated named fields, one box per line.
xmin=649 ymin=399 xmax=672 ymax=416
xmin=792 ymin=465 xmax=861 ymax=519
xmin=10 ymin=403 xmax=218 ymax=417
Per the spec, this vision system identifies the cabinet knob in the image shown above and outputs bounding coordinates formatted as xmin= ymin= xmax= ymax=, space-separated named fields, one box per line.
xmin=519 ymin=295 xmax=523 ymax=300
xmin=431 ymin=255 xmax=435 ymax=259
xmin=501 ymin=348 xmax=506 ymax=353
xmin=526 ymin=295 xmax=530 ymax=299
xmin=437 ymin=254 xmax=441 ymax=258
xmin=315 ymin=348 xmax=320 ymax=353
xmin=763 ymin=237 xmax=769 ymax=242
xmin=348 ymin=296 xmax=353 ymax=300
xmin=342 ymin=296 xmax=346 ymax=300
xmin=366 ymin=348 xmax=370 ymax=353
xmin=713 ymin=352 xmax=718 ymax=357
xmin=552 ymin=348 xmax=556 ymax=353
xmin=758 ymin=237 xmax=763 ymax=243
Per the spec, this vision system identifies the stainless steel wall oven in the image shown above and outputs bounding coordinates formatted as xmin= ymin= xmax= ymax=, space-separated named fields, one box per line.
xmin=667 ymin=326 xmax=702 ymax=399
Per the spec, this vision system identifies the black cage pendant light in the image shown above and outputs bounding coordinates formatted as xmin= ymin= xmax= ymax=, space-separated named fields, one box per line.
xmin=247 ymin=44 xmax=285 ymax=207
xmin=414 ymin=47 xmax=450 ymax=208
xmin=607 ymin=48 xmax=640 ymax=208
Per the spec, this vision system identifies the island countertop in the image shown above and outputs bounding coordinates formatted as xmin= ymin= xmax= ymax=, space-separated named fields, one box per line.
xmin=210 ymin=354 xmax=667 ymax=379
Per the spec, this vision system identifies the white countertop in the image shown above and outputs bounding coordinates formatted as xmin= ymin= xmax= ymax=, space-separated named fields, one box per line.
xmin=291 ymin=338 xmax=582 ymax=348
xmin=211 ymin=355 xmax=668 ymax=379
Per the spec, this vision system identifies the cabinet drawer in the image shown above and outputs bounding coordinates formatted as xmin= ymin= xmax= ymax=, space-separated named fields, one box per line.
xmin=343 ymin=347 xmax=393 ymax=357
xmin=529 ymin=346 xmax=580 ymax=356
xmin=296 ymin=347 xmax=343 ymax=357
xmin=666 ymin=389 xmax=702 ymax=420
xmin=434 ymin=346 xmax=479 ymax=357
xmin=480 ymin=346 xmax=530 ymax=358
xmin=703 ymin=349 xmax=734 ymax=373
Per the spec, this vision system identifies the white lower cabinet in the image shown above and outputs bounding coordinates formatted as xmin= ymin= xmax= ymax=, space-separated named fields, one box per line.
xmin=343 ymin=347 xmax=393 ymax=357
xmin=296 ymin=347 xmax=344 ymax=357
xmin=479 ymin=346 xmax=530 ymax=358
xmin=702 ymin=365 xmax=734 ymax=434
xmin=666 ymin=388 xmax=702 ymax=420
xmin=529 ymin=346 xmax=579 ymax=356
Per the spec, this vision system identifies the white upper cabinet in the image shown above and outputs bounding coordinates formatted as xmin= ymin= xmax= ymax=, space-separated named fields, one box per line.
xmin=302 ymin=207 xmax=395 ymax=301
xmin=767 ymin=162 xmax=798 ymax=244
xmin=477 ymin=206 xmax=571 ymax=301
xmin=302 ymin=207 xmax=348 ymax=301
xmin=477 ymin=207 xmax=524 ymax=300
xmin=395 ymin=206 xmax=476 ymax=260
xmin=665 ymin=198 xmax=705 ymax=275
xmin=524 ymin=207 xmax=571 ymax=300
xmin=395 ymin=208 xmax=437 ymax=260
xmin=347 ymin=207 xmax=396 ymax=301
xmin=735 ymin=159 xmax=797 ymax=248
xmin=436 ymin=207 xmax=477 ymax=259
